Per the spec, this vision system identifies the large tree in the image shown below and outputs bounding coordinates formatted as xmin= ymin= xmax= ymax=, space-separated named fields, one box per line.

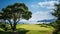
xmin=52 ymin=1 xmax=60 ymax=34
xmin=1 ymin=3 xmax=32 ymax=31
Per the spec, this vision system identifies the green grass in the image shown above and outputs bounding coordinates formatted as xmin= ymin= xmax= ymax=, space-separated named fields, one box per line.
xmin=16 ymin=24 xmax=54 ymax=34
xmin=26 ymin=30 xmax=51 ymax=34
xmin=17 ymin=24 xmax=54 ymax=31
xmin=0 ymin=24 xmax=54 ymax=34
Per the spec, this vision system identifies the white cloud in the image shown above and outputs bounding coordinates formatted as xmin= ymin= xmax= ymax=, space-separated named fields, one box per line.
xmin=20 ymin=0 xmax=58 ymax=22
xmin=30 ymin=4 xmax=39 ymax=9
xmin=29 ymin=11 xmax=55 ymax=21
xmin=38 ymin=1 xmax=59 ymax=9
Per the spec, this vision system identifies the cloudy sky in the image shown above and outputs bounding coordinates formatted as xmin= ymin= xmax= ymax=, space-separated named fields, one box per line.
xmin=0 ymin=0 xmax=59 ymax=21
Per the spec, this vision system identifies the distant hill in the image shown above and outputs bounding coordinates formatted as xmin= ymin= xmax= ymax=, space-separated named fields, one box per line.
xmin=37 ymin=19 xmax=56 ymax=22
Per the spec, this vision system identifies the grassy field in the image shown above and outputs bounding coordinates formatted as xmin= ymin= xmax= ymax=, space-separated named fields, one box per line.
xmin=16 ymin=24 xmax=54 ymax=34
xmin=0 ymin=24 xmax=54 ymax=34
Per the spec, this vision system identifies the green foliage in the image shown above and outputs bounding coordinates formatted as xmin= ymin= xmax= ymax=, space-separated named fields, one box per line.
xmin=0 ymin=3 xmax=32 ymax=31
xmin=51 ymin=1 xmax=60 ymax=34
xmin=52 ymin=3 xmax=60 ymax=20
xmin=2 ymin=3 xmax=32 ymax=20
xmin=49 ymin=22 xmax=57 ymax=28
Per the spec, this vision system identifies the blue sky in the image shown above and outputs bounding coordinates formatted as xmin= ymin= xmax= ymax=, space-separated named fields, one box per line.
xmin=0 ymin=0 xmax=59 ymax=21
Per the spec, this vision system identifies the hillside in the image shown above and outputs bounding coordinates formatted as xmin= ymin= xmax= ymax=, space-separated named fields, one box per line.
xmin=37 ymin=19 xmax=56 ymax=22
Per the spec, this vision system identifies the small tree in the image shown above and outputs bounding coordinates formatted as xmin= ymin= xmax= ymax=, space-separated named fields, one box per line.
xmin=1 ymin=3 xmax=32 ymax=31
xmin=52 ymin=1 xmax=60 ymax=34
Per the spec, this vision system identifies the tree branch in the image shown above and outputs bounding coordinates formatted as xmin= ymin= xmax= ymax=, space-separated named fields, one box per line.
xmin=16 ymin=19 xmax=20 ymax=24
xmin=7 ymin=19 xmax=12 ymax=27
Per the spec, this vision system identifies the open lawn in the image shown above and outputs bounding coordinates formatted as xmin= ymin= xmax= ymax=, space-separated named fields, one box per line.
xmin=0 ymin=24 xmax=54 ymax=34
xmin=16 ymin=24 xmax=54 ymax=34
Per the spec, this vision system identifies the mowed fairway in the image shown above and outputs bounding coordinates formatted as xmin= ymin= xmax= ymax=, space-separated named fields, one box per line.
xmin=17 ymin=24 xmax=54 ymax=34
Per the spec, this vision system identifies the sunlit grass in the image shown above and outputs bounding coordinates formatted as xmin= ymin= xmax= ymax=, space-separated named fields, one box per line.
xmin=0 ymin=24 xmax=54 ymax=34
xmin=17 ymin=24 xmax=54 ymax=31
xmin=0 ymin=28 xmax=4 ymax=31
xmin=16 ymin=24 xmax=54 ymax=34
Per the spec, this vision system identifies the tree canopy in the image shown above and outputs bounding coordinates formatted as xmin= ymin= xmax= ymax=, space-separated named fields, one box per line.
xmin=0 ymin=3 xmax=32 ymax=31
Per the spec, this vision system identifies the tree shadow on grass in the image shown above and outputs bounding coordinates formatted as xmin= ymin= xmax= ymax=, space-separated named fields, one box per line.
xmin=17 ymin=28 xmax=29 ymax=34
xmin=0 ymin=31 xmax=12 ymax=34
xmin=0 ymin=28 xmax=29 ymax=34
xmin=53 ymin=29 xmax=60 ymax=34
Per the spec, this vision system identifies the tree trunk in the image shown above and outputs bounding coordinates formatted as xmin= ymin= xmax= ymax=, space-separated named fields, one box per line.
xmin=12 ymin=23 xmax=16 ymax=31
xmin=12 ymin=18 xmax=16 ymax=31
xmin=12 ymin=14 xmax=17 ymax=31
